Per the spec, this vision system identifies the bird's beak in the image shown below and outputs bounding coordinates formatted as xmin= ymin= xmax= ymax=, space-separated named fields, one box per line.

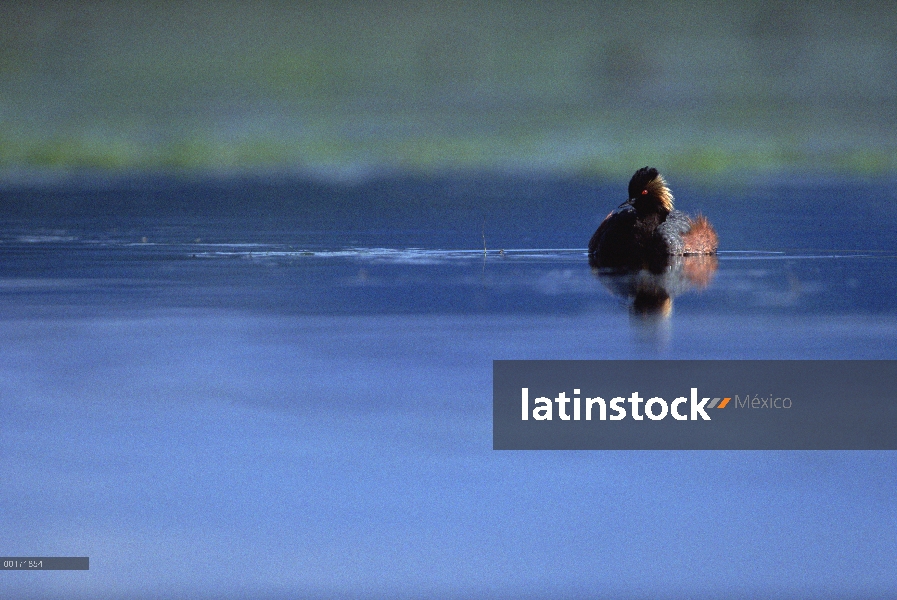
xmin=618 ymin=198 xmax=634 ymax=209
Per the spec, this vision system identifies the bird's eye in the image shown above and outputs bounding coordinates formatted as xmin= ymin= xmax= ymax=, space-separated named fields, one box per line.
xmin=641 ymin=189 xmax=648 ymax=195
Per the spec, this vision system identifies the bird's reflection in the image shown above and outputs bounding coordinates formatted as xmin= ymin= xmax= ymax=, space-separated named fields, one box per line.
xmin=590 ymin=253 xmax=718 ymax=319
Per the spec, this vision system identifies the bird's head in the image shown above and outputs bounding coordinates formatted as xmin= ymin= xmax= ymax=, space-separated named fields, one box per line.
xmin=620 ymin=166 xmax=674 ymax=215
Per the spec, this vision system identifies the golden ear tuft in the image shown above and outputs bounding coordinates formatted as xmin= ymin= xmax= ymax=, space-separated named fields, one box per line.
xmin=645 ymin=173 xmax=674 ymax=212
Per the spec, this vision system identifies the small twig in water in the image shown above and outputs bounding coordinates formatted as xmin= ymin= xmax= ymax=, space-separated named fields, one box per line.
xmin=482 ymin=219 xmax=487 ymax=257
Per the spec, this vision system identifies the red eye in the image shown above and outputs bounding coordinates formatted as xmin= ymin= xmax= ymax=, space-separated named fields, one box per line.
xmin=641 ymin=189 xmax=648 ymax=195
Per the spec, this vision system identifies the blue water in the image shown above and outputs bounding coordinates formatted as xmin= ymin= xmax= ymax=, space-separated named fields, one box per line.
xmin=1 ymin=174 xmax=896 ymax=599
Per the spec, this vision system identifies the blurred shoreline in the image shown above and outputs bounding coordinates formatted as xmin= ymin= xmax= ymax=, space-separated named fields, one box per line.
xmin=1 ymin=164 xmax=895 ymax=192
xmin=1 ymin=1 xmax=895 ymax=176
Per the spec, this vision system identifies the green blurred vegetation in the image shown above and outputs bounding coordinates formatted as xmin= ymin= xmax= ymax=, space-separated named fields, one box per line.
xmin=1 ymin=1 xmax=896 ymax=177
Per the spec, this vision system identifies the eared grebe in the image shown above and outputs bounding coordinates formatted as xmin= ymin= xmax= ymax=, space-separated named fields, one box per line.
xmin=588 ymin=167 xmax=718 ymax=267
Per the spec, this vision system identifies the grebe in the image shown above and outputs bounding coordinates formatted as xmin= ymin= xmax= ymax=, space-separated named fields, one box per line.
xmin=588 ymin=167 xmax=718 ymax=268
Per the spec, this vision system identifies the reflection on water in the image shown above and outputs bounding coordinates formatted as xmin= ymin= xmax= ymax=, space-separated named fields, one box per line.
xmin=590 ymin=254 xmax=719 ymax=317
xmin=589 ymin=254 xmax=719 ymax=351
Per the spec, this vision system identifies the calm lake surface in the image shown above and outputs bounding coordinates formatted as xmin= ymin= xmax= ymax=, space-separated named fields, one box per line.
xmin=2 ymin=174 xmax=896 ymax=599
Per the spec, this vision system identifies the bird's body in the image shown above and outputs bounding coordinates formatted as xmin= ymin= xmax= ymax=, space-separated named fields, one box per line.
xmin=588 ymin=167 xmax=717 ymax=267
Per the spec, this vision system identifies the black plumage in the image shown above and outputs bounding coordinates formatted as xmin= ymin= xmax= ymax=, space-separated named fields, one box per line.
xmin=588 ymin=167 xmax=717 ymax=268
